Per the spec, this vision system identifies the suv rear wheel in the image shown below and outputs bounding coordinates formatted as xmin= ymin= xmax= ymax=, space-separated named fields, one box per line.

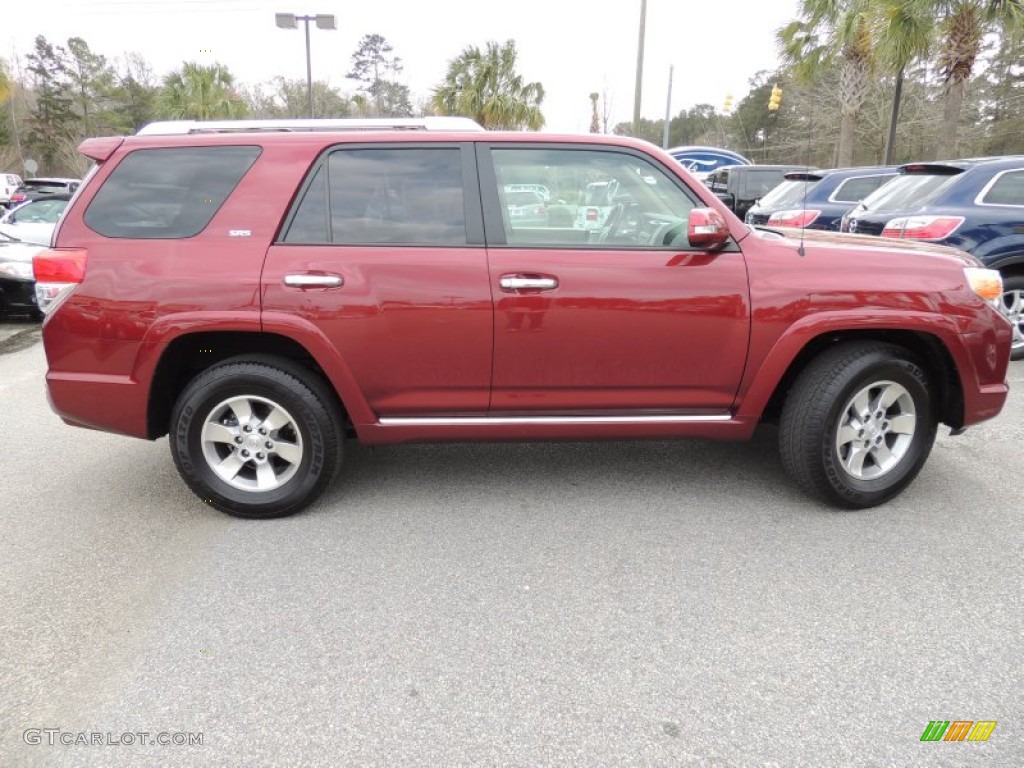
xmin=169 ymin=359 xmax=344 ymax=519
xmin=779 ymin=342 xmax=937 ymax=509
xmin=999 ymin=275 xmax=1024 ymax=361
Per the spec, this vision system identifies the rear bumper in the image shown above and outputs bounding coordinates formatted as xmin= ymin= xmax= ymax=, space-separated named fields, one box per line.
xmin=45 ymin=371 xmax=151 ymax=438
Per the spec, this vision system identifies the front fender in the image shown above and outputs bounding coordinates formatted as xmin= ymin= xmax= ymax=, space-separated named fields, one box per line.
xmin=734 ymin=309 xmax=978 ymax=423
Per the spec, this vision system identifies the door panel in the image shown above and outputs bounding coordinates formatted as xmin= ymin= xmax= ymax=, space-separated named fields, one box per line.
xmin=481 ymin=144 xmax=750 ymax=414
xmin=262 ymin=245 xmax=492 ymax=414
xmin=488 ymin=247 xmax=749 ymax=412
xmin=262 ymin=143 xmax=493 ymax=416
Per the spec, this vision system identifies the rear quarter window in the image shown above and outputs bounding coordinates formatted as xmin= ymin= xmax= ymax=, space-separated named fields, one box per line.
xmin=981 ymin=170 xmax=1024 ymax=206
xmin=83 ymin=146 xmax=261 ymax=238
xmin=832 ymin=174 xmax=895 ymax=203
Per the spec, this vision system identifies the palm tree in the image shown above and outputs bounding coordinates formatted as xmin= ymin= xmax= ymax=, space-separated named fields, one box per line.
xmin=922 ymin=0 xmax=1024 ymax=157
xmin=778 ymin=0 xmax=878 ymax=166
xmin=159 ymin=62 xmax=248 ymax=120
xmin=432 ymin=40 xmax=544 ymax=130
xmin=874 ymin=0 xmax=934 ymax=163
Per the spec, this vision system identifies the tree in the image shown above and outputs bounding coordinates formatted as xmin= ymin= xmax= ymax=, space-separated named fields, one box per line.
xmin=922 ymin=0 xmax=1024 ymax=157
xmin=66 ymin=37 xmax=117 ymax=136
xmin=25 ymin=36 xmax=76 ymax=173
xmin=432 ymin=40 xmax=545 ymax=130
xmin=110 ymin=53 xmax=160 ymax=134
xmin=873 ymin=0 xmax=934 ymax=163
xmin=778 ymin=0 xmax=878 ymax=166
xmin=249 ymin=77 xmax=354 ymax=118
xmin=158 ymin=62 xmax=248 ymax=119
xmin=346 ymin=34 xmax=412 ymax=117
xmin=589 ymin=92 xmax=600 ymax=133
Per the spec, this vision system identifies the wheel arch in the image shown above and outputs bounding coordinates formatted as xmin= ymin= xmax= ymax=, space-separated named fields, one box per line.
xmin=755 ymin=329 xmax=965 ymax=429
xmin=146 ymin=329 xmax=365 ymax=440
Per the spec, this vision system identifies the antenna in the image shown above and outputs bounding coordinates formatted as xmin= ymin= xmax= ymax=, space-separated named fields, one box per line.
xmin=797 ymin=97 xmax=812 ymax=258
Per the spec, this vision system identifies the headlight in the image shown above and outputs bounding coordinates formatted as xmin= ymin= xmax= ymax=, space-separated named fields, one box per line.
xmin=963 ymin=267 xmax=1002 ymax=309
xmin=0 ymin=260 xmax=34 ymax=279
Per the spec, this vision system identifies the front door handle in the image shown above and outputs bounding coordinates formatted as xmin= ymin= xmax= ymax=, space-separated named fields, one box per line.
xmin=499 ymin=275 xmax=558 ymax=291
xmin=283 ymin=274 xmax=344 ymax=288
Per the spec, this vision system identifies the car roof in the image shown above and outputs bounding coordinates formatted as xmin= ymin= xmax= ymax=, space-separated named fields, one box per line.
xmin=898 ymin=155 xmax=1024 ymax=174
xmin=784 ymin=165 xmax=899 ymax=181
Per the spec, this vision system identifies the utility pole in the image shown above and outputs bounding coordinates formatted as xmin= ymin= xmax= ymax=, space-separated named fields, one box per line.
xmin=633 ymin=0 xmax=647 ymax=135
xmin=662 ymin=65 xmax=673 ymax=148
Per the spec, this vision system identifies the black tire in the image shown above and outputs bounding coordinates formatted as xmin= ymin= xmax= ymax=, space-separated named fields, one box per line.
xmin=1000 ymin=274 xmax=1024 ymax=361
xmin=169 ymin=359 xmax=344 ymax=519
xmin=779 ymin=342 xmax=937 ymax=509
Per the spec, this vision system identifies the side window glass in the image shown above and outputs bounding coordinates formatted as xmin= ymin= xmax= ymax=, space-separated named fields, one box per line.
xmin=282 ymin=165 xmax=328 ymax=243
xmin=834 ymin=175 xmax=891 ymax=203
xmin=84 ymin=146 xmax=261 ymax=239
xmin=490 ymin=148 xmax=699 ymax=248
xmin=326 ymin=148 xmax=466 ymax=245
xmin=982 ymin=171 xmax=1024 ymax=206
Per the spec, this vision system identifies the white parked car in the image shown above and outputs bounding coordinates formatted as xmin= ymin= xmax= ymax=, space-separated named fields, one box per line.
xmin=1 ymin=173 xmax=24 ymax=208
xmin=0 ymin=196 xmax=72 ymax=246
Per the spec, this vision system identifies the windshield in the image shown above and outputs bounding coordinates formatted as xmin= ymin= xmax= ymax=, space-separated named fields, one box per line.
xmin=756 ymin=179 xmax=818 ymax=209
xmin=859 ymin=172 xmax=960 ymax=212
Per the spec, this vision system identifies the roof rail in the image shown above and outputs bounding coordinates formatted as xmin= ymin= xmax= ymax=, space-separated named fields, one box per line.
xmin=136 ymin=116 xmax=486 ymax=136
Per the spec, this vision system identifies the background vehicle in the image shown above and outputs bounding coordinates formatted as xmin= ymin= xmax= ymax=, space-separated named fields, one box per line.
xmin=0 ymin=195 xmax=72 ymax=246
xmin=706 ymin=164 xmax=812 ymax=221
xmin=502 ymin=189 xmax=549 ymax=227
xmin=667 ymin=146 xmax=751 ymax=181
xmin=32 ymin=118 xmax=1011 ymax=519
xmin=0 ymin=231 xmax=44 ymax=318
xmin=1 ymin=173 xmax=24 ymax=208
xmin=841 ymin=156 xmax=1024 ymax=358
xmin=745 ymin=166 xmax=898 ymax=230
xmin=8 ymin=177 xmax=81 ymax=207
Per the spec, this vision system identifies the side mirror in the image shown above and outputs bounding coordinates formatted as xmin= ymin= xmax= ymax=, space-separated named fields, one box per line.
xmin=688 ymin=207 xmax=731 ymax=249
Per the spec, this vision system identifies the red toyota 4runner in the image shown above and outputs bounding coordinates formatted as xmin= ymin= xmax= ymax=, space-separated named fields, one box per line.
xmin=33 ymin=118 xmax=1013 ymax=518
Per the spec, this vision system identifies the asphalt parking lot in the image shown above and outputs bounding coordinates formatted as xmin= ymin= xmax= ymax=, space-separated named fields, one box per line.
xmin=1 ymin=323 xmax=1021 ymax=767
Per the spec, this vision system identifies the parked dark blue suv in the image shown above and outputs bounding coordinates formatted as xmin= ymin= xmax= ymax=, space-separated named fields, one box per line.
xmin=841 ymin=156 xmax=1024 ymax=358
xmin=745 ymin=165 xmax=898 ymax=230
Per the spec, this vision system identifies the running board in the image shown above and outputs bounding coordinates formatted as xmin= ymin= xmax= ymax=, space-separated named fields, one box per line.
xmin=378 ymin=414 xmax=731 ymax=426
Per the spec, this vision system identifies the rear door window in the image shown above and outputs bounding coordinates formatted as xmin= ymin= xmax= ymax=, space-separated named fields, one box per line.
xmin=84 ymin=146 xmax=261 ymax=238
xmin=283 ymin=147 xmax=467 ymax=246
xmin=832 ymin=174 xmax=896 ymax=202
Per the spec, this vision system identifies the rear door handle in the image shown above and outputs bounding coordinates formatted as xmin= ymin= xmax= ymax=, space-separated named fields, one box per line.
xmin=283 ymin=274 xmax=344 ymax=288
xmin=499 ymin=275 xmax=558 ymax=291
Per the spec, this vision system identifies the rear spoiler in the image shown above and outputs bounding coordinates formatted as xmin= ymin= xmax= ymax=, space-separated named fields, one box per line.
xmin=899 ymin=163 xmax=967 ymax=175
xmin=782 ymin=171 xmax=825 ymax=182
xmin=78 ymin=137 xmax=125 ymax=162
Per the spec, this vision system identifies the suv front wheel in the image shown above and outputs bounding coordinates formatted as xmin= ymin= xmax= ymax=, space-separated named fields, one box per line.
xmin=169 ymin=359 xmax=344 ymax=518
xmin=779 ymin=342 xmax=938 ymax=509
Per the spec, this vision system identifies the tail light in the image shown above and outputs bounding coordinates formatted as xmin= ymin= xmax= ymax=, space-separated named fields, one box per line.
xmin=881 ymin=215 xmax=965 ymax=240
xmin=11 ymin=192 xmax=27 ymax=204
xmin=535 ymin=205 xmax=546 ymax=215
xmin=32 ymin=248 xmax=88 ymax=314
xmin=767 ymin=209 xmax=821 ymax=228
xmin=586 ymin=208 xmax=598 ymax=222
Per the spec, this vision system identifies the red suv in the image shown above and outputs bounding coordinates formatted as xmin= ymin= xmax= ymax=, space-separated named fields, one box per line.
xmin=33 ymin=118 xmax=1013 ymax=518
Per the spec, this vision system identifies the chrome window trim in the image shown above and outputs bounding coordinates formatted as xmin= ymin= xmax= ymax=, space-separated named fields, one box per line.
xmin=827 ymin=173 xmax=898 ymax=204
xmin=974 ymin=168 xmax=1024 ymax=208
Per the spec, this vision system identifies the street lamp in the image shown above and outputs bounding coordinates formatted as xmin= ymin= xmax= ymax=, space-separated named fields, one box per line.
xmin=275 ymin=12 xmax=336 ymax=118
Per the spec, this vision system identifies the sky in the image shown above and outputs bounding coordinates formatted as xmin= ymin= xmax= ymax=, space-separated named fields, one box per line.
xmin=5 ymin=0 xmax=801 ymax=134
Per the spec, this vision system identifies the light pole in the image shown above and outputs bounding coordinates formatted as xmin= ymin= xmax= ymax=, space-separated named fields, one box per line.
xmin=275 ymin=12 xmax=336 ymax=118
xmin=632 ymin=0 xmax=647 ymax=136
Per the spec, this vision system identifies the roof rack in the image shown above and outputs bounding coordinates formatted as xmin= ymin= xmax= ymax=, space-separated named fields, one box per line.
xmin=135 ymin=116 xmax=486 ymax=136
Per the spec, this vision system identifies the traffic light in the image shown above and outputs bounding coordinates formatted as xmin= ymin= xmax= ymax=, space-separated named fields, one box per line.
xmin=768 ymin=84 xmax=782 ymax=111
xmin=722 ymin=93 xmax=733 ymax=115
